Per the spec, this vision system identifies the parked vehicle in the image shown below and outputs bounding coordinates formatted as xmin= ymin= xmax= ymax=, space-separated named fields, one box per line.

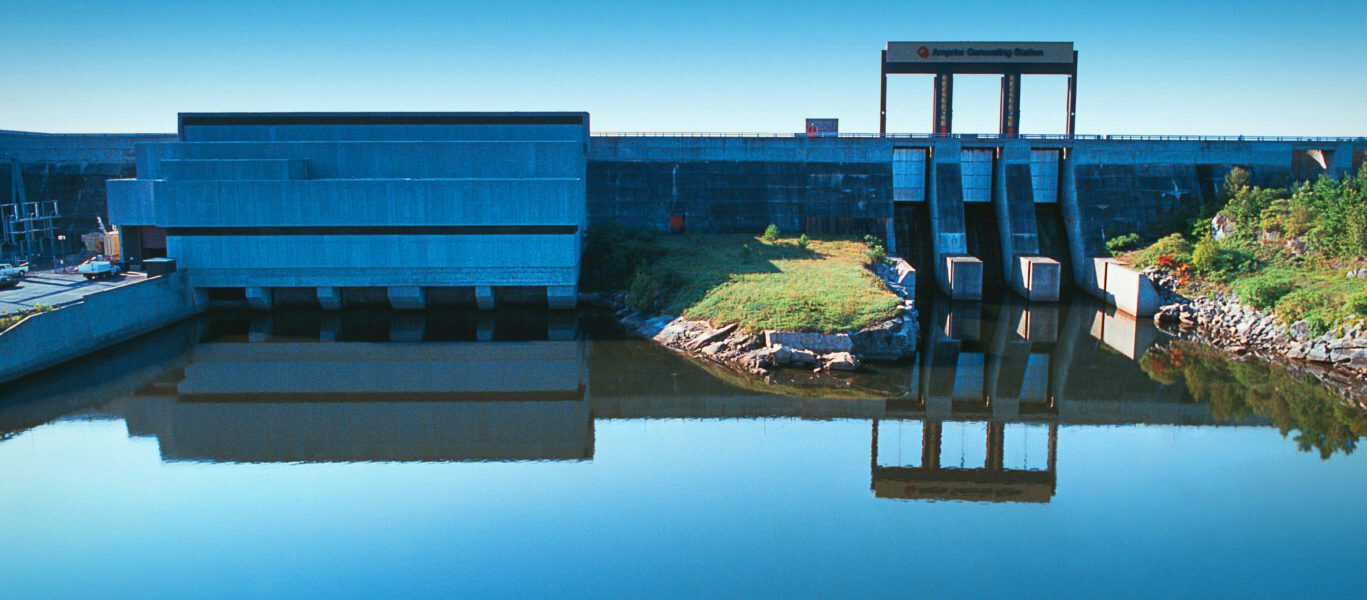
xmin=0 ymin=275 xmax=18 ymax=289
xmin=76 ymin=257 xmax=121 ymax=280
xmin=0 ymin=262 xmax=29 ymax=278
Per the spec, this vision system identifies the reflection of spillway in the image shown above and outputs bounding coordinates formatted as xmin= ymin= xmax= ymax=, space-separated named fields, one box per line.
xmin=901 ymin=297 xmax=1208 ymax=424
xmin=871 ymin=421 xmax=1057 ymax=503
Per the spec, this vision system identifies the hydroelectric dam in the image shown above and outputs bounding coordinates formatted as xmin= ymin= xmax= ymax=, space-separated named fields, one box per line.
xmin=1 ymin=41 xmax=1365 ymax=324
xmin=5 ymin=120 xmax=1364 ymax=315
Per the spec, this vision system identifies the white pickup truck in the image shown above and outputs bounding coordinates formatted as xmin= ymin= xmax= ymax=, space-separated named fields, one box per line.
xmin=0 ymin=262 xmax=29 ymax=278
xmin=76 ymin=257 xmax=121 ymax=280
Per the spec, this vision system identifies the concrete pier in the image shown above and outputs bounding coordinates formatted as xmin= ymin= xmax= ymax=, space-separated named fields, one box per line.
xmin=928 ymin=141 xmax=984 ymax=300
xmin=475 ymin=286 xmax=496 ymax=310
xmin=245 ymin=287 xmax=273 ymax=311
xmin=1019 ymin=257 xmax=1062 ymax=302
xmin=1093 ymin=258 xmax=1162 ymax=317
xmin=994 ymin=142 xmax=1061 ymax=301
xmin=547 ymin=285 xmax=576 ymax=310
xmin=387 ymin=286 xmax=427 ymax=311
xmin=316 ymin=287 xmax=342 ymax=311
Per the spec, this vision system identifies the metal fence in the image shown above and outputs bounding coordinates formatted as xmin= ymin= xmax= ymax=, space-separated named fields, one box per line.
xmin=593 ymin=132 xmax=1367 ymax=142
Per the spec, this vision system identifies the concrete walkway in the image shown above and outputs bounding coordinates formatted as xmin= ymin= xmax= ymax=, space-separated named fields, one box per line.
xmin=0 ymin=270 xmax=145 ymax=312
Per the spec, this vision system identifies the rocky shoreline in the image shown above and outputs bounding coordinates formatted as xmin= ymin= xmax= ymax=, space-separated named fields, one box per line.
xmin=1148 ymin=268 xmax=1367 ymax=403
xmin=598 ymin=259 xmax=921 ymax=380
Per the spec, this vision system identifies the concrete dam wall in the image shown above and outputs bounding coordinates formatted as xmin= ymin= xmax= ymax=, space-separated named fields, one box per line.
xmin=588 ymin=135 xmax=1366 ymax=306
xmin=7 ymin=121 xmax=1366 ymax=311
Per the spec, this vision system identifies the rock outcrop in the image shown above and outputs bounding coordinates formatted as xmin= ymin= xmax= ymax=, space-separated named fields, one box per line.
xmin=1148 ymin=268 xmax=1366 ymax=400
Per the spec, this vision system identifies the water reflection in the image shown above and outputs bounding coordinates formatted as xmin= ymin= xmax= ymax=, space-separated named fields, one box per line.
xmin=871 ymin=420 xmax=1057 ymax=503
xmin=1 ymin=298 xmax=1361 ymax=503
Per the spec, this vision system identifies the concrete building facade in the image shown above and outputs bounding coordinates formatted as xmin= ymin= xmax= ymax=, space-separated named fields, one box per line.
xmin=107 ymin=112 xmax=589 ymax=310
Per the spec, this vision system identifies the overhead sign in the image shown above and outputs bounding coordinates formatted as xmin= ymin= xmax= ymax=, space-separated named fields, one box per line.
xmin=887 ymin=42 xmax=1074 ymax=65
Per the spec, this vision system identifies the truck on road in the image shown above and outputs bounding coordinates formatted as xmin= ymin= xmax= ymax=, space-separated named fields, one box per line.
xmin=0 ymin=262 xmax=30 ymax=278
xmin=75 ymin=257 xmax=121 ymax=280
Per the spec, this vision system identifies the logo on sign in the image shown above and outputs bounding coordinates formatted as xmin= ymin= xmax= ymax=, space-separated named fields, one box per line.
xmin=916 ymin=46 xmax=930 ymax=59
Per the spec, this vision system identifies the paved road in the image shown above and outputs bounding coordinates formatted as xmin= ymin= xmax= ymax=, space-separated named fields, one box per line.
xmin=0 ymin=270 xmax=145 ymax=312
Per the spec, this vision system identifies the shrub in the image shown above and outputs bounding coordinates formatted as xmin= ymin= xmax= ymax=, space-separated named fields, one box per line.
xmin=1191 ymin=238 xmax=1257 ymax=282
xmin=1219 ymin=167 xmax=1251 ymax=203
xmin=1133 ymin=234 xmax=1194 ymax=269
xmin=626 ymin=269 xmax=663 ymax=312
xmin=1235 ymin=271 xmax=1295 ymax=310
xmin=1275 ymin=288 xmax=1338 ymax=335
xmin=1259 ymin=198 xmax=1311 ymax=240
xmin=797 ymin=233 xmax=810 ymax=251
xmin=860 ymin=235 xmax=887 ymax=265
xmin=582 ymin=223 xmax=662 ymax=291
xmin=863 ymin=244 xmax=887 ymax=266
xmin=1191 ymin=237 xmax=1219 ymax=272
xmin=762 ymin=224 xmax=780 ymax=243
xmin=1292 ymin=166 xmax=1367 ymax=259
xmin=1226 ymin=186 xmax=1284 ymax=234
xmin=1106 ymin=233 xmax=1144 ymax=256
xmin=1347 ymin=292 xmax=1367 ymax=319
xmin=1241 ymin=280 xmax=1290 ymax=312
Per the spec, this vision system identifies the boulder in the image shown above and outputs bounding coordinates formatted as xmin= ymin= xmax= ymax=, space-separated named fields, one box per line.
xmin=824 ymin=352 xmax=860 ymax=371
xmin=850 ymin=316 xmax=919 ymax=361
xmin=764 ymin=330 xmax=853 ymax=354
xmin=700 ymin=341 xmax=728 ymax=357
xmin=789 ymin=349 xmax=820 ymax=366
xmin=690 ymin=323 xmax=738 ymax=350
xmin=772 ymin=345 xmax=793 ymax=365
xmin=1290 ymin=320 xmax=1311 ymax=341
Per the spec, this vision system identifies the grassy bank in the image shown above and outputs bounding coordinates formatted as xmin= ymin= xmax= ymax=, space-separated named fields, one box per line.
xmin=1116 ymin=166 xmax=1367 ymax=335
xmin=583 ymin=225 xmax=901 ymax=332
xmin=0 ymin=305 xmax=54 ymax=333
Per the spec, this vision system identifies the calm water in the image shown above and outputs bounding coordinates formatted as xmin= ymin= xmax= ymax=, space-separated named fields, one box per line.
xmin=2 ymin=300 xmax=1365 ymax=598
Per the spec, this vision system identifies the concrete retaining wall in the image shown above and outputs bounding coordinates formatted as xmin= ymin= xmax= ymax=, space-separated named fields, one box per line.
xmin=0 ymin=272 xmax=207 ymax=385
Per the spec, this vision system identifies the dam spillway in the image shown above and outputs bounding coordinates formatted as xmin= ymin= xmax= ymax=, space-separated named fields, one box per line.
xmin=590 ymin=133 xmax=1365 ymax=309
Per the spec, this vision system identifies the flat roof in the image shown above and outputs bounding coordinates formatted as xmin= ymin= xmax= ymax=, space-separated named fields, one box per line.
xmin=179 ymin=112 xmax=590 ymax=129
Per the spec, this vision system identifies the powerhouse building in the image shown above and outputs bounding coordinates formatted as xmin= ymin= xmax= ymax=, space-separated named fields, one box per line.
xmin=107 ymin=112 xmax=588 ymax=310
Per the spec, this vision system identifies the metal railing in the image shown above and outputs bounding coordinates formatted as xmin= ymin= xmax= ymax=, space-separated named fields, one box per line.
xmin=593 ymin=132 xmax=1367 ymax=142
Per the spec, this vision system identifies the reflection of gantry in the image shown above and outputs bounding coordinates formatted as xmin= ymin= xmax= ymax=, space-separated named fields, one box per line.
xmin=871 ymin=420 xmax=1058 ymax=503
xmin=3 ymin=158 xmax=59 ymax=259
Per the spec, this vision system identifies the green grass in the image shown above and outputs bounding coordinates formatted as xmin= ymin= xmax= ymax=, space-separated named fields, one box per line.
xmin=0 ymin=305 xmax=55 ymax=333
xmin=1129 ymin=232 xmax=1366 ymax=335
xmin=628 ymin=233 xmax=901 ymax=333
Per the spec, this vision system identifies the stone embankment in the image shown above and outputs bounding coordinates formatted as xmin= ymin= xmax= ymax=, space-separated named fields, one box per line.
xmin=1148 ymin=269 xmax=1366 ymax=397
xmin=610 ymin=258 xmax=920 ymax=378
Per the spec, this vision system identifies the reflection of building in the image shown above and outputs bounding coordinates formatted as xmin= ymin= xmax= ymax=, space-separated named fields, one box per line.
xmin=96 ymin=312 xmax=592 ymax=463
xmin=871 ymin=420 xmax=1057 ymax=503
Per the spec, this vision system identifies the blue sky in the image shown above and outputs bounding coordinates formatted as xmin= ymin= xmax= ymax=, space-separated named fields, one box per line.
xmin=2 ymin=0 xmax=1364 ymax=135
